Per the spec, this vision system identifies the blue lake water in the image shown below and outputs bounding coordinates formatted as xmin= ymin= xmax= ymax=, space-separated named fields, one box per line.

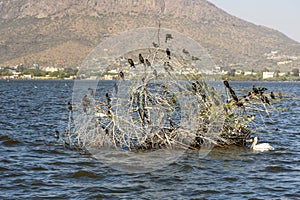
xmin=0 ymin=80 xmax=299 ymax=199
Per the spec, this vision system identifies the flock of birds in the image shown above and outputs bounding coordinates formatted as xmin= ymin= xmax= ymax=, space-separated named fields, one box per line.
xmin=56 ymin=85 xmax=276 ymax=152
xmin=223 ymin=80 xmax=278 ymax=107
xmin=54 ymin=35 xmax=276 ymax=152
xmin=119 ymin=46 xmax=172 ymax=81
xmin=223 ymin=80 xmax=275 ymax=152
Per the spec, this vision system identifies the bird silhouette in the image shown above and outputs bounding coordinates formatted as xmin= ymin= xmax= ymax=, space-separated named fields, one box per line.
xmin=166 ymin=48 xmax=171 ymax=59
xmin=67 ymin=102 xmax=72 ymax=112
xmin=261 ymin=96 xmax=270 ymax=105
xmin=119 ymin=71 xmax=124 ymax=80
xmin=258 ymin=87 xmax=267 ymax=95
xmin=128 ymin=58 xmax=135 ymax=68
xmin=223 ymin=80 xmax=239 ymax=102
xmin=139 ymin=53 xmax=145 ymax=64
xmin=145 ymin=59 xmax=151 ymax=67
xmin=54 ymin=130 xmax=59 ymax=139
xmin=270 ymin=91 xmax=275 ymax=99
xmin=165 ymin=34 xmax=173 ymax=43
xmin=182 ymin=48 xmax=190 ymax=56
xmin=223 ymin=80 xmax=230 ymax=88
xmin=229 ymin=88 xmax=239 ymax=102
xmin=252 ymin=85 xmax=259 ymax=94
xmin=152 ymin=42 xmax=159 ymax=48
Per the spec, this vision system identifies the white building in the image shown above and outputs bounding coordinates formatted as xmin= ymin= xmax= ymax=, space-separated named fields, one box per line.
xmin=263 ymin=72 xmax=275 ymax=79
xmin=44 ymin=66 xmax=59 ymax=72
xmin=244 ymin=71 xmax=257 ymax=76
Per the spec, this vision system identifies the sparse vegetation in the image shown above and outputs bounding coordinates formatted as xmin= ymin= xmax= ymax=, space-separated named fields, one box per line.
xmin=1 ymin=0 xmax=300 ymax=70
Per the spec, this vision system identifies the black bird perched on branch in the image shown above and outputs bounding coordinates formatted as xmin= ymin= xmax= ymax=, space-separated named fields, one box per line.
xmin=165 ymin=34 xmax=173 ymax=43
xmin=54 ymin=130 xmax=59 ymax=139
xmin=223 ymin=80 xmax=230 ymax=88
xmin=119 ymin=71 xmax=124 ymax=80
xmin=192 ymin=82 xmax=197 ymax=93
xmin=258 ymin=87 xmax=267 ymax=95
xmin=262 ymin=96 xmax=270 ymax=105
xmin=106 ymin=93 xmax=111 ymax=109
xmin=223 ymin=80 xmax=239 ymax=102
xmin=105 ymin=93 xmax=111 ymax=104
xmin=252 ymin=85 xmax=259 ymax=95
xmin=152 ymin=42 xmax=159 ymax=48
xmin=67 ymin=102 xmax=72 ymax=112
xmin=166 ymin=48 xmax=171 ymax=59
xmin=145 ymin=59 xmax=151 ymax=67
xmin=182 ymin=48 xmax=190 ymax=56
xmin=164 ymin=62 xmax=174 ymax=71
xmin=102 ymin=126 xmax=109 ymax=135
xmin=229 ymin=89 xmax=239 ymax=102
xmin=139 ymin=53 xmax=144 ymax=64
xmin=195 ymin=81 xmax=203 ymax=91
xmin=128 ymin=58 xmax=135 ymax=68
xmin=270 ymin=91 xmax=275 ymax=99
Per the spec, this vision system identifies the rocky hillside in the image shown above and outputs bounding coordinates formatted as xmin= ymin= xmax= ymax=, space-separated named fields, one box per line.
xmin=0 ymin=0 xmax=299 ymax=71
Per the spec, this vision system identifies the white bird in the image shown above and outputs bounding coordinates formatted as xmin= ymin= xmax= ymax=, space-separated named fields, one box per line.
xmin=250 ymin=137 xmax=274 ymax=152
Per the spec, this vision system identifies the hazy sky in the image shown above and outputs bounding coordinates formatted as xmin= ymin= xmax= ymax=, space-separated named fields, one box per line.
xmin=208 ymin=0 xmax=300 ymax=43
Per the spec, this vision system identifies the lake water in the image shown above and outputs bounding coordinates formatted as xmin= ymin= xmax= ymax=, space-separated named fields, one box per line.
xmin=0 ymin=80 xmax=299 ymax=199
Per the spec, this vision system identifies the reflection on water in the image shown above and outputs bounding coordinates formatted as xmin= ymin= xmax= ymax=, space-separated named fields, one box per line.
xmin=0 ymin=80 xmax=299 ymax=199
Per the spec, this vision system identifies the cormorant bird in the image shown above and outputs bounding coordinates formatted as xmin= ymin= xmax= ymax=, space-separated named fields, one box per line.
xmin=192 ymin=82 xmax=197 ymax=93
xmin=195 ymin=81 xmax=203 ymax=91
xmin=139 ymin=53 xmax=145 ymax=64
xmin=168 ymin=116 xmax=174 ymax=132
xmin=261 ymin=96 xmax=270 ymax=105
xmin=67 ymin=102 xmax=72 ymax=112
xmin=145 ymin=59 xmax=151 ymax=67
xmin=258 ymin=87 xmax=267 ymax=95
xmin=166 ymin=48 xmax=171 ymax=59
xmin=165 ymin=34 xmax=173 ymax=43
xmin=102 ymin=126 xmax=109 ymax=135
xmin=119 ymin=71 xmax=124 ymax=80
xmin=223 ymin=80 xmax=239 ymax=102
xmin=229 ymin=88 xmax=239 ymax=102
xmin=54 ymin=130 xmax=59 ymax=139
xmin=252 ymin=85 xmax=259 ymax=95
xmin=164 ymin=61 xmax=174 ymax=71
xmin=235 ymin=102 xmax=244 ymax=107
xmin=152 ymin=42 xmax=159 ymax=48
xmin=270 ymin=91 xmax=275 ymax=99
xmin=182 ymin=49 xmax=190 ymax=56
xmin=223 ymin=80 xmax=230 ymax=88
xmin=128 ymin=58 xmax=135 ymax=68
xmin=106 ymin=93 xmax=111 ymax=104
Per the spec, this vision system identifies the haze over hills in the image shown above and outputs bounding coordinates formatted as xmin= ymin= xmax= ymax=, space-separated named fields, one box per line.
xmin=0 ymin=0 xmax=299 ymax=71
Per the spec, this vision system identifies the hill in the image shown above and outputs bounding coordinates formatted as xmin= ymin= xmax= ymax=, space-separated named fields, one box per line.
xmin=0 ymin=0 xmax=299 ymax=71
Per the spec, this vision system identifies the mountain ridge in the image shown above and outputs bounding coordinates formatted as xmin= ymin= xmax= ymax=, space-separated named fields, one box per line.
xmin=1 ymin=0 xmax=299 ymax=71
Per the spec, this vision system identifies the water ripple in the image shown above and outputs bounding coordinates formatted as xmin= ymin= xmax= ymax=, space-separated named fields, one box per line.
xmin=0 ymin=80 xmax=299 ymax=199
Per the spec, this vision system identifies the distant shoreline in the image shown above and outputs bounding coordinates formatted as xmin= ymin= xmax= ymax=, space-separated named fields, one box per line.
xmin=1 ymin=77 xmax=299 ymax=82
